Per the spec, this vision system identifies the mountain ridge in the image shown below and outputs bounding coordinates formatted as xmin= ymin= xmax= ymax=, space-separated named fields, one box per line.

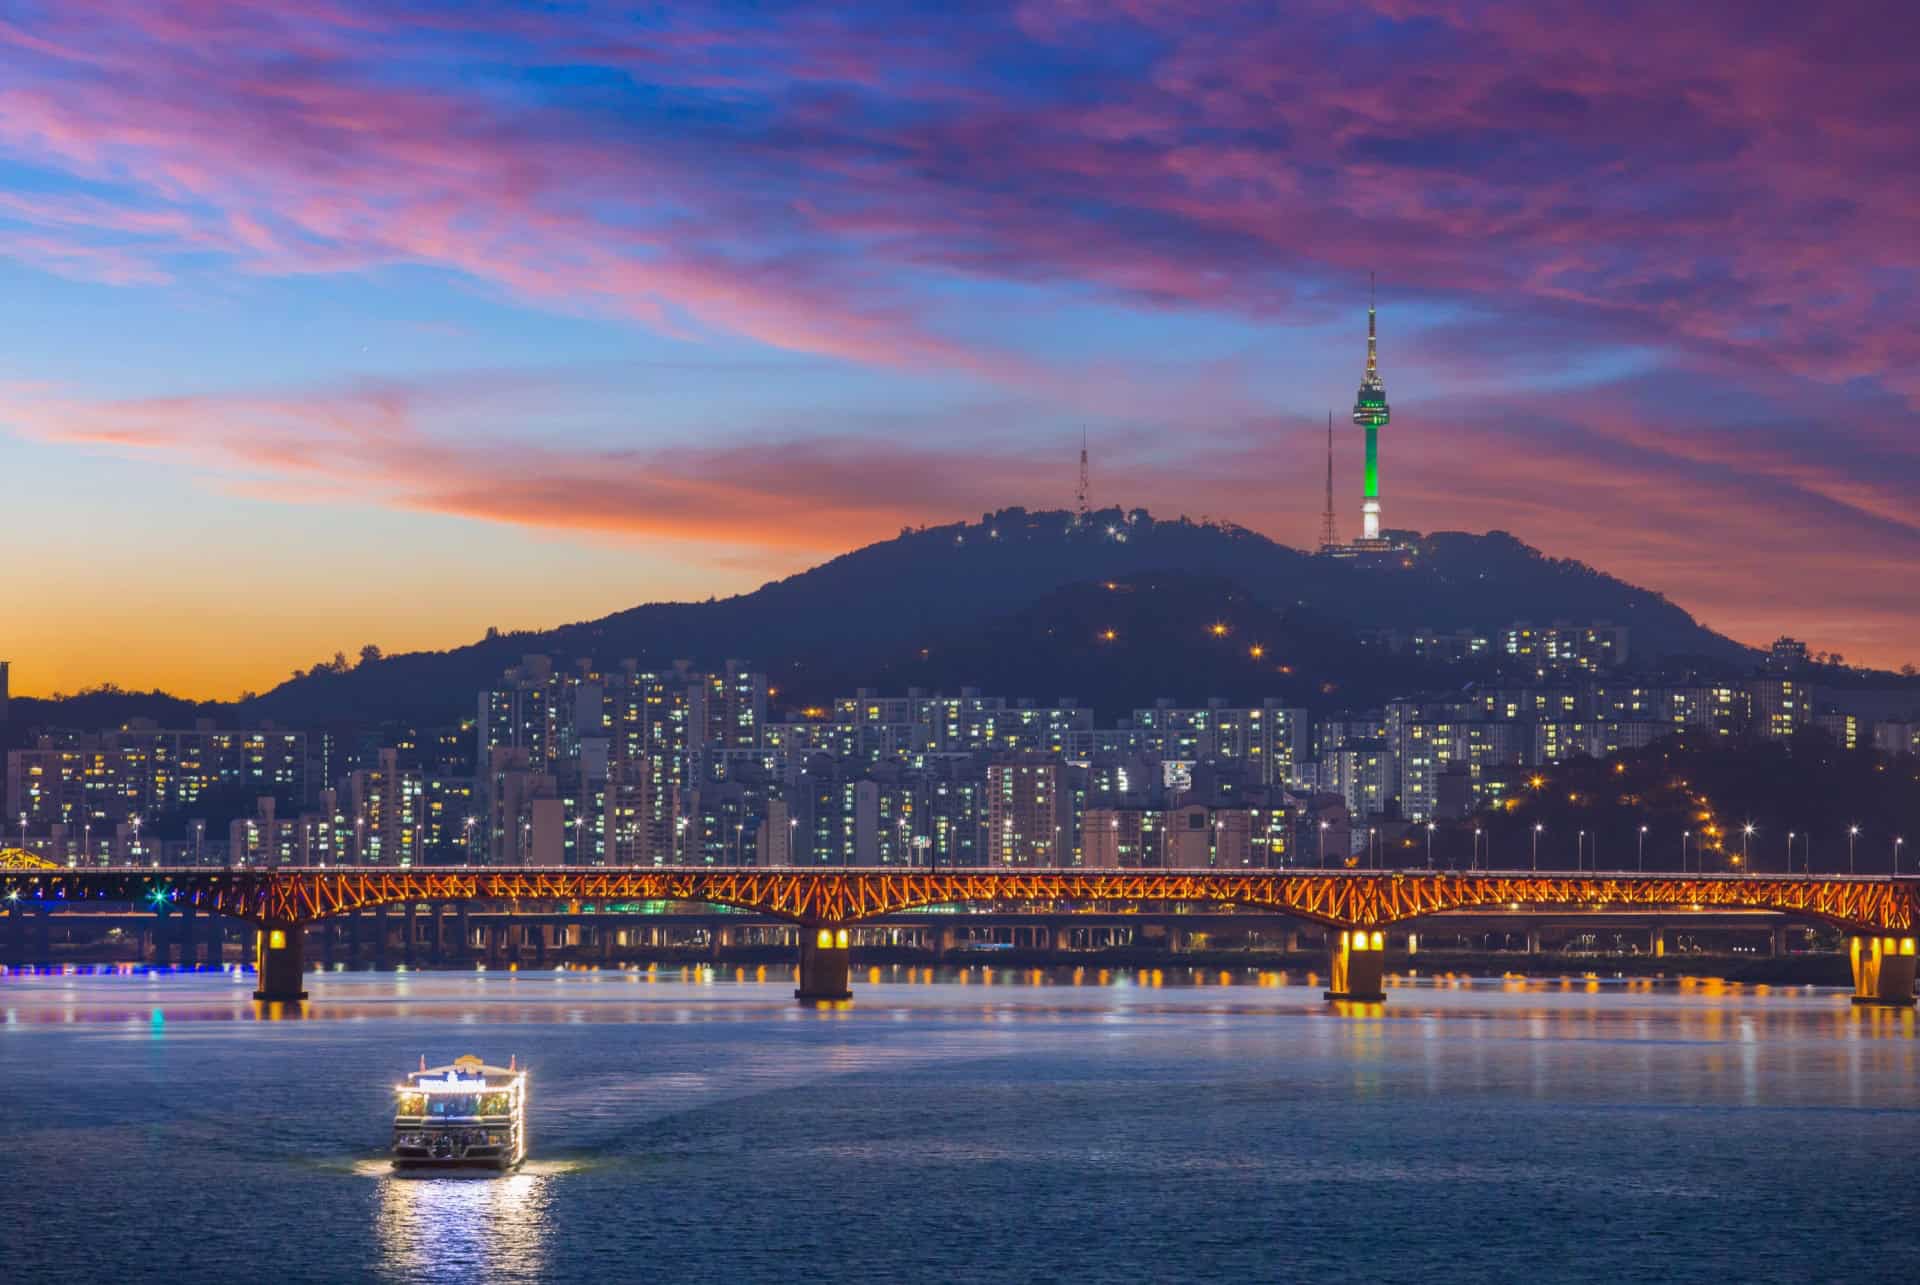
xmin=218 ymin=507 xmax=1752 ymax=727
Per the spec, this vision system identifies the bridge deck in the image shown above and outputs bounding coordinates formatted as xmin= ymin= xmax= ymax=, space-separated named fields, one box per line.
xmin=3 ymin=867 xmax=1914 ymax=934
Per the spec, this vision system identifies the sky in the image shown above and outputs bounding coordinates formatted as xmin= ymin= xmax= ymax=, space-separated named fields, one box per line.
xmin=2 ymin=0 xmax=1917 ymax=699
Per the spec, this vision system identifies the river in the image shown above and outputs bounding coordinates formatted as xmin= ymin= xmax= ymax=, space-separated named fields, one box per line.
xmin=1 ymin=965 xmax=1915 ymax=1283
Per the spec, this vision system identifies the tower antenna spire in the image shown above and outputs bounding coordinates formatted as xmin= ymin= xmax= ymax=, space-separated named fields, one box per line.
xmin=1076 ymin=428 xmax=1090 ymax=522
xmin=1366 ymin=270 xmax=1378 ymax=378
xmin=1319 ymin=412 xmax=1338 ymax=550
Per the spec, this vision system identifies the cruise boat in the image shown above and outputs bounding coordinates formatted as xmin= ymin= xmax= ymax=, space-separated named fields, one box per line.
xmin=392 ymin=1055 xmax=528 ymax=1172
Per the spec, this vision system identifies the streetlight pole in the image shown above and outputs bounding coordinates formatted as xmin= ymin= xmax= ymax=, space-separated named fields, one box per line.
xmin=1425 ymin=822 xmax=1434 ymax=869
xmin=1472 ymin=826 xmax=1482 ymax=871
xmin=1681 ymin=830 xmax=1690 ymax=873
xmin=1741 ymin=824 xmax=1754 ymax=874
xmin=1532 ymin=823 xmax=1543 ymax=872
xmin=1577 ymin=829 xmax=1586 ymax=872
xmin=1786 ymin=831 xmax=1795 ymax=876
xmin=1848 ymin=825 xmax=1859 ymax=876
xmin=1318 ymin=821 xmax=1328 ymax=869
xmin=1638 ymin=826 xmax=1647 ymax=873
xmin=1896 ymin=837 xmax=1905 ymax=878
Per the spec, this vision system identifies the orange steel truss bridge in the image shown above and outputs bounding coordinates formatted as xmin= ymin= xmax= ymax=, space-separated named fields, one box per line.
xmin=3 ymin=866 xmax=1913 ymax=934
xmin=8 ymin=865 xmax=1917 ymax=1006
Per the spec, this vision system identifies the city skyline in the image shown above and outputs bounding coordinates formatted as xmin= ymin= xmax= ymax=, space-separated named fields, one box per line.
xmin=4 ymin=1 xmax=1919 ymax=698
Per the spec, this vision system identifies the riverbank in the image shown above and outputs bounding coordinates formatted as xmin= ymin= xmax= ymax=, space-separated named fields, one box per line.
xmin=9 ymin=942 xmax=1858 ymax=986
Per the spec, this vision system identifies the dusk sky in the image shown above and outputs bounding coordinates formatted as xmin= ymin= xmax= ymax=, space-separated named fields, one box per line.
xmin=2 ymin=0 xmax=1916 ymax=698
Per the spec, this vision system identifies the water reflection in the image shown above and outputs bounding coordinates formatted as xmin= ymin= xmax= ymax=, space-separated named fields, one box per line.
xmin=376 ymin=1166 xmax=555 ymax=1283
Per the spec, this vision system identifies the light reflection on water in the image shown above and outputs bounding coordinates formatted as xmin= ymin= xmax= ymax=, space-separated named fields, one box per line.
xmin=1 ymin=968 xmax=1917 ymax=1283
xmin=374 ymin=1166 xmax=557 ymax=1285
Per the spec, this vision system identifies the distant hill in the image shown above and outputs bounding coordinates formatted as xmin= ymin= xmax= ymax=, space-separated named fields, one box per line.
xmin=834 ymin=571 xmax=1458 ymax=720
xmin=2 ymin=688 xmax=221 ymax=749
xmin=221 ymin=507 xmax=1752 ymax=728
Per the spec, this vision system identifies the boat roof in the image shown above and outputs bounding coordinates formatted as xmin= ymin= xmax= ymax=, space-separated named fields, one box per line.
xmin=404 ymin=1054 xmax=524 ymax=1089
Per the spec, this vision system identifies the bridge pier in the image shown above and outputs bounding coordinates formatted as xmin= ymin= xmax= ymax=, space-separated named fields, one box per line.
xmin=403 ymin=904 xmax=416 ymax=968
xmin=150 ymin=911 xmax=173 ymax=967
xmin=252 ymin=922 xmax=308 ymax=1002
xmin=1325 ymin=929 xmax=1386 ymax=1003
xmin=375 ymin=906 xmax=391 ymax=969
xmin=1850 ymin=935 xmax=1917 ymax=1007
xmin=35 ymin=903 xmax=52 ymax=965
xmin=796 ymin=926 xmax=851 ymax=1003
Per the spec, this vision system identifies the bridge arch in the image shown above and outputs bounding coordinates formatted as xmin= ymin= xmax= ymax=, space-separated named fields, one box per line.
xmin=0 ymin=849 xmax=58 ymax=871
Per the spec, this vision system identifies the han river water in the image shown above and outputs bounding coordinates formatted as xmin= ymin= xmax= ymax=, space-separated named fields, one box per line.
xmin=1 ymin=965 xmax=1917 ymax=1283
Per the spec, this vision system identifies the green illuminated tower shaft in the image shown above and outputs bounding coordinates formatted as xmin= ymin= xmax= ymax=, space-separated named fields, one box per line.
xmin=1351 ymin=278 xmax=1390 ymax=542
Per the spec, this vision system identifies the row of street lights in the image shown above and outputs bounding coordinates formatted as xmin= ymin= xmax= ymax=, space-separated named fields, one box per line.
xmin=1316 ymin=815 xmax=1907 ymax=876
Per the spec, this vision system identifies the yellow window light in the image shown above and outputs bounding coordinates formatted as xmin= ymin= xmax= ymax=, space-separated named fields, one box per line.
xmin=268 ymin=929 xmax=286 ymax=950
xmin=1370 ymin=931 xmax=1385 ymax=951
xmin=1902 ymin=939 xmax=1916 ymax=956
xmin=835 ymin=928 xmax=850 ymax=949
xmin=816 ymin=928 xmax=834 ymax=949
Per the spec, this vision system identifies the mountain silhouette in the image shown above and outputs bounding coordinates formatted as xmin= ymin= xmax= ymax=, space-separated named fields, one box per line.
xmin=230 ymin=507 xmax=1750 ymax=728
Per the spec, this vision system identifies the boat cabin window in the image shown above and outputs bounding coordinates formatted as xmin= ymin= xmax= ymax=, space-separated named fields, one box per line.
xmin=396 ymin=1093 xmax=427 ymax=1116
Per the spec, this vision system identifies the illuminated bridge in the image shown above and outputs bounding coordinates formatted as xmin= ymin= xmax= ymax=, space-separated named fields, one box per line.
xmin=2 ymin=861 xmax=1915 ymax=1007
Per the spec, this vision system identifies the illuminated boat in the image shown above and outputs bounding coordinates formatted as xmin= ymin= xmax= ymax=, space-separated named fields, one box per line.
xmin=392 ymin=1055 xmax=527 ymax=1172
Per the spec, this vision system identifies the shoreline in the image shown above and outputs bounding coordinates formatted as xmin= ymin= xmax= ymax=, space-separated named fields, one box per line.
xmin=6 ymin=945 xmax=1856 ymax=987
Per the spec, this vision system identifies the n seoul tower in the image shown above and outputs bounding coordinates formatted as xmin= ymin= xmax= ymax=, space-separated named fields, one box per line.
xmin=1351 ymin=275 xmax=1391 ymax=543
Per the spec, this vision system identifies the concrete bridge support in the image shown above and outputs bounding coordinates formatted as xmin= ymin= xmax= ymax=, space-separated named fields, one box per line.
xmin=35 ymin=903 xmax=52 ymax=965
xmin=178 ymin=906 xmax=197 ymax=969
xmin=796 ymin=926 xmax=851 ymax=1003
xmin=403 ymin=904 xmax=416 ymax=968
xmin=1325 ymin=928 xmax=1386 ymax=1003
xmin=252 ymin=922 xmax=308 ymax=1002
xmin=1850 ymin=935 xmax=1917 ymax=1007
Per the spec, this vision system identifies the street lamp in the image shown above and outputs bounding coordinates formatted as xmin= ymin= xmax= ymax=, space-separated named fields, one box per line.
xmin=1741 ymin=823 xmax=1755 ymax=874
xmin=1848 ymin=824 xmax=1860 ymax=875
xmin=132 ymin=814 xmax=147 ymax=867
xmin=463 ymin=815 xmax=477 ymax=863
xmin=1786 ymin=831 xmax=1796 ymax=876
xmin=1682 ymin=829 xmax=1690 ymax=873
xmin=1472 ymin=826 xmax=1482 ymax=871
xmin=1638 ymin=825 xmax=1648 ymax=873
xmin=1318 ymin=820 xmax=1329 ymax=869
xmin=1896 ymin=836 xmax=1905 ymax=878
xmin=1577 ymin=829 xmax=1586 ymax=872
xmin=1425 ymin=822 xmax=1435 ymax=869
xmin=1532 ymin=823 xmax=1544 ymax=872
